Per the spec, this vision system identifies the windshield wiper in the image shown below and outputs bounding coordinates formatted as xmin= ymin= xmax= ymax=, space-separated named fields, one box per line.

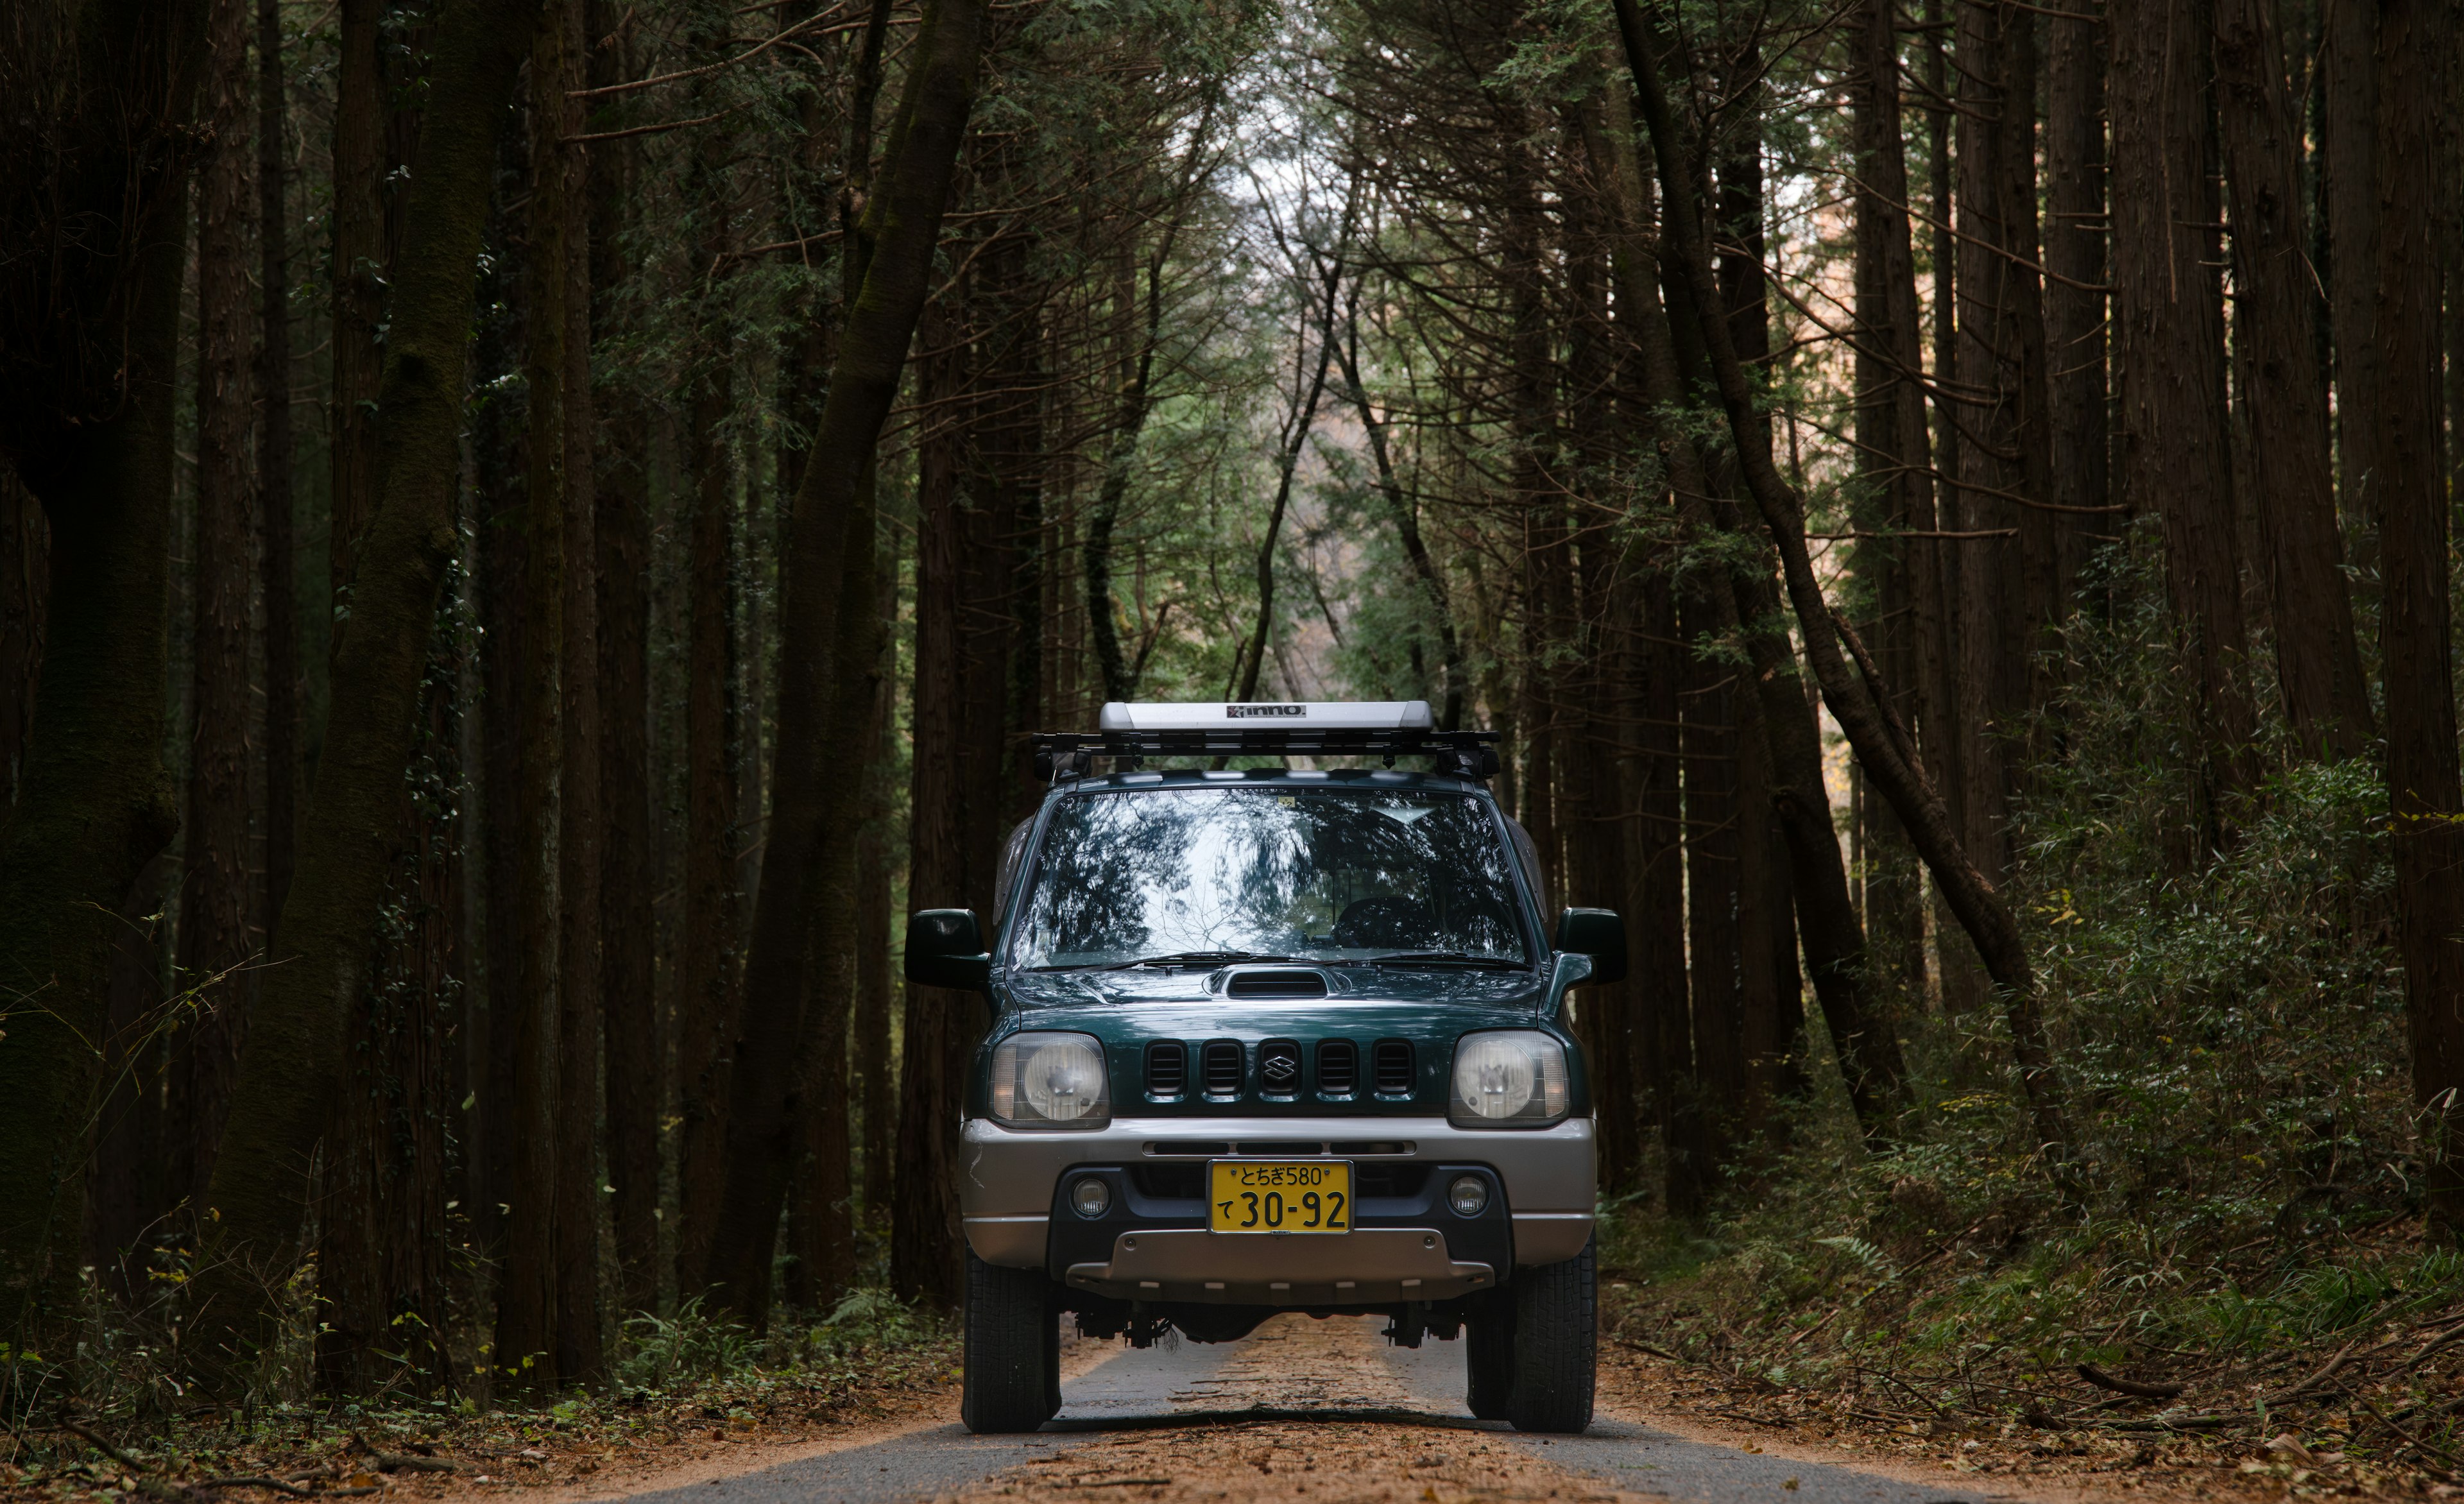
xmin=1364 ymin=951 xmax=1528 ymax=970
xmin=1101 ymin=950 xmax=1305 ymax=970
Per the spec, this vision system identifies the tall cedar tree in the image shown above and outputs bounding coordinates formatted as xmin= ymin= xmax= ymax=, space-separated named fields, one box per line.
xmin=2212 ymin=0 xmax=2373 ymax=761
xmin=194 ymin=0 xmax=545 ymax=1379
xmin=2112 ymin=0 xmax=2257 ymax=832
xmin=0 ymin=0 xmax=200 ymax=1300
xmin=706 ymin=0 xmax=989 ymax=1325
xmin=176 ymin=0 xmax=258 ymax=1214
xmin=2373 ymin=0 xmax=2464 ymax=1233
xmin=1610 ymin=0 xmax=2076 ymax=1174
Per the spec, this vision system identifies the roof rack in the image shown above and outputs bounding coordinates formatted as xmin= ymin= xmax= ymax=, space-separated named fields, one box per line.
xmin=1032 ymin=701 xmax=1501 ymax=781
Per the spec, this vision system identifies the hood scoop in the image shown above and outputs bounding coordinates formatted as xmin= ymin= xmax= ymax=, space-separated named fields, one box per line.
xmin=1224 ymin=968 xmax=1330 ymax=998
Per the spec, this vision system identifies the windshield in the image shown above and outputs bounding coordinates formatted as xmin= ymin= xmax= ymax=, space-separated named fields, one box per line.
xmin=1009 ymin=787 xmax=1531 ymax=970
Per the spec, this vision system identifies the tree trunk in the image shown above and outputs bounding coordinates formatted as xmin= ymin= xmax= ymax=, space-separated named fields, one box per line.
xmin=854 ymin=520 xmax=901 ymax=1227
xmin=710 ymin=0 xmax=988 ymax=1325
xmin=258 ymin=0 xmax=298 ymax=926
xmin=2112 ymin=0 xmax=2256 ymax=830
xmin=2323 ymin=0 xmax=2379 ymax=576
xmin=1847 ymin=0 xmax=1930 ymax=1011
xmin=675 ymin=363 xmax=742 ymax=1298
xmin=195 ymin=0 xmax=543 ymax=1381
xmin=2044 ymin=0 xmax=2107 ymax=597
xmin=330 ymin=0 xmax=385 ymax=606
xmin=589 ymin=1 xmax=657 ymax=1319
xmin=471 ymin=261 xmax=529 ymax=1278
xmin=2213 ymin=0 xmax=2374 ymax=762
xmin=1948 ymin=0 xmax=2040 ymax=887
xmin=2372 ymin=0 xmax=2464 ymax=1235
xmin=551 ymin=0 xmax=603 ymax=1384
xmin=1612 ymin=0 xmax=2076 ymax=1172
xmin=178 ymin=0 xmax=259 ymax=1213
xmin=495 ymin=4 xmax=570 ymax=1385
xmin=899 ymin=337 xmax=971 ymax=1305
xmin=0 ymin=466 xmax=44 ymax=819
xmin=0 ymin=3 xmax=196 ymax=1305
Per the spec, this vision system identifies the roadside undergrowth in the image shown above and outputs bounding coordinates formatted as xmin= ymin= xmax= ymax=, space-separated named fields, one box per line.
xmin=1 ymin=1289 xmax=957 ymax=1501
xmin=1600 ymin=549 xmax=2456 ymax=1500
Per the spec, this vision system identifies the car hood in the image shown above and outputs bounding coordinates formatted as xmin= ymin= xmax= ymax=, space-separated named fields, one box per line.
xmin=977 ymin=963 xmax=1579 ymax=1120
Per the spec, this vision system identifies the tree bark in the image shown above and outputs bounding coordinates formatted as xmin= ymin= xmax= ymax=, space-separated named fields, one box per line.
xmin=495 ymin=4 xmax=571 ymax=1385
xmin=1611 ymin=0 xmax=2075 ymax=1171
xmin=258 ymin=0 xmax=298 ymax=926
xmin=330 ymin=0 xmax=385 ymax=606
xmin=194 ymin=0 xmax=543 ymax=1380
xmin=178 ymin=0 xmax=259 ymax=1213
xmin=1947 ymin=0 xmax=2042 ymax=885
xmin=2213 ymin=0 xmax=2373 ymax=762
xmin=589 ymin=0 xmax=657 ymax=1320
xmin=2323 ymin=0 xmax=2378 ymax=576
xmin=675 ymin=362 xmax=741 ymax=1299
xmin=1847 ymin=0 xmax=1931 ymax=1010
xmin=551 ymin=0 xmax=603 ymax=1385
xmin=2371 ymin=0 xmax=2464 ymax=1235
xmin=2044 ymin=0 xmax=2107 ymax=595
xmin=0 ymin=0 xmax=197 ymax=1304
xmin=2112 ymin=0 xmax=2255 ymax=833
xmin=708 ymin=0 xmax=988 ymax=1325
xmin=0 ymin=466 xmax=44 ymax=820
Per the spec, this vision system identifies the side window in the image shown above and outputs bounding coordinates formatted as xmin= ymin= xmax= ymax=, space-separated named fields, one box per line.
xmin=993 ymin=816 xmax=1035 ymax=930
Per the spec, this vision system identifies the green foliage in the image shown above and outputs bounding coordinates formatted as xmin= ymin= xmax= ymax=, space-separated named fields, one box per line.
xmin=1599 ymin=540 xmax=2434 ymax=1419
xmin=614 ymin=1297 xmax=760 ymax=1394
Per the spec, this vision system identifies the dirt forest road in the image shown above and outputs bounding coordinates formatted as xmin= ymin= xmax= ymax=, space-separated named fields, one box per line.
xmin=601 ymin=1316 xmax=2020 ymax=1504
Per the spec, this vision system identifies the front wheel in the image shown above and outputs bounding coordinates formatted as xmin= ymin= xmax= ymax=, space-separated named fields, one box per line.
xmin=961 ymin=1249 xmax=1059 ymax=1433
xmin=1507 ymin=1237 xmax=1596 ymax=1434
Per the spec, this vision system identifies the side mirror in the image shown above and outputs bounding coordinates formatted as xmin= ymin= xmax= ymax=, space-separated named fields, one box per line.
xmin=1553 ymin=907 xmax=1627 ymax=987
xmin=905 ymin=909 xmax=991 ymax=991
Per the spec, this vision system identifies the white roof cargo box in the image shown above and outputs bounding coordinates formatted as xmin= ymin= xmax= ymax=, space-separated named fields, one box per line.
xmin=1097 ymin=701 xmax=1435 ymax=733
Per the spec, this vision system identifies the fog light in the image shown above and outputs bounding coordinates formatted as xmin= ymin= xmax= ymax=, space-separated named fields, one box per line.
xmin=1447 ymin=1174 xmax=1489 ymax=1217
xmin=1070 ymin=1176 xmax=1113 ymax=1218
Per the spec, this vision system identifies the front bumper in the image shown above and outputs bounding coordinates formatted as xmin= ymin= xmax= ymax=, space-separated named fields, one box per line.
xmin=958 ymin=1114 xmax=1595 ymax=1303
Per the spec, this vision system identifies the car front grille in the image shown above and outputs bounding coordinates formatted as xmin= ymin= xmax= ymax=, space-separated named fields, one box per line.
xmin=1316 ymin=1039 xmax=1358 ymax=1095
xmin=1373 ymin=1038 xmax=1415 ymax=1094
xmin=1202 ymin=1039 xmax=1245 ymax=1095
xmin=1131 ymin=1036 xmax=1419 ymax=1102
xmin=1258 ymin=1039 xmax=1303 ymax=1097
xmin=1145 ymin=1040 xmax=1186 ymax=1096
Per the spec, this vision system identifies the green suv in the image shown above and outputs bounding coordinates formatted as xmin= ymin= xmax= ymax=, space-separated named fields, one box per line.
xmin=905 ymin=701 xmax=1625 ymax=1436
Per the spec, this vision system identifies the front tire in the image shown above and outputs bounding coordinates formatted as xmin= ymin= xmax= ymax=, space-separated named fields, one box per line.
xmin=961 ymin=1249 xmax=1059 ymax=1433
xmin=1507 ymin=1237 xmax=1596 ymax=1433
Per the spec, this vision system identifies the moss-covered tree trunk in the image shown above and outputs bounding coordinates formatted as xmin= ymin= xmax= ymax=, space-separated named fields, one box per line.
xmin=0 ymin=0 xmax=201 ymax=1306
xmin=191 ymin=0 xmax=543 ymax=1377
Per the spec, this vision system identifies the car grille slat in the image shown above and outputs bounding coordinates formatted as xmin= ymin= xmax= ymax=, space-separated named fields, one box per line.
xmin=1145 ymin=1040 xmax=1186 ymax=1096
xmin=1373 ymin=1038 xmax=1415 ymax=1094
xmin=1317 ymin=1039 xmax=1358 ymax=1095
xmin=1202 ymin=1039 xmax=1245 ymax=1095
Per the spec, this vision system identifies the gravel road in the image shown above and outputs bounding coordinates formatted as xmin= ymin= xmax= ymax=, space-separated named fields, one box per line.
xmin=615 ymin=1315 xmax=2017 ymax=1504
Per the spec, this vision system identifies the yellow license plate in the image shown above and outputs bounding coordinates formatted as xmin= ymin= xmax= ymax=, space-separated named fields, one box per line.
xmin=1208 ymin=1160 xmax=1353 ymax=1233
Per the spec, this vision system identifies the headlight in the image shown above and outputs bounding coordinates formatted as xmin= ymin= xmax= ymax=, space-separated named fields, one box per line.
xmin=1448 ymin=1030 xmax=1570 ymax=1127
xmin=990 ymin=1031 xmax=1111 ymax=1128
